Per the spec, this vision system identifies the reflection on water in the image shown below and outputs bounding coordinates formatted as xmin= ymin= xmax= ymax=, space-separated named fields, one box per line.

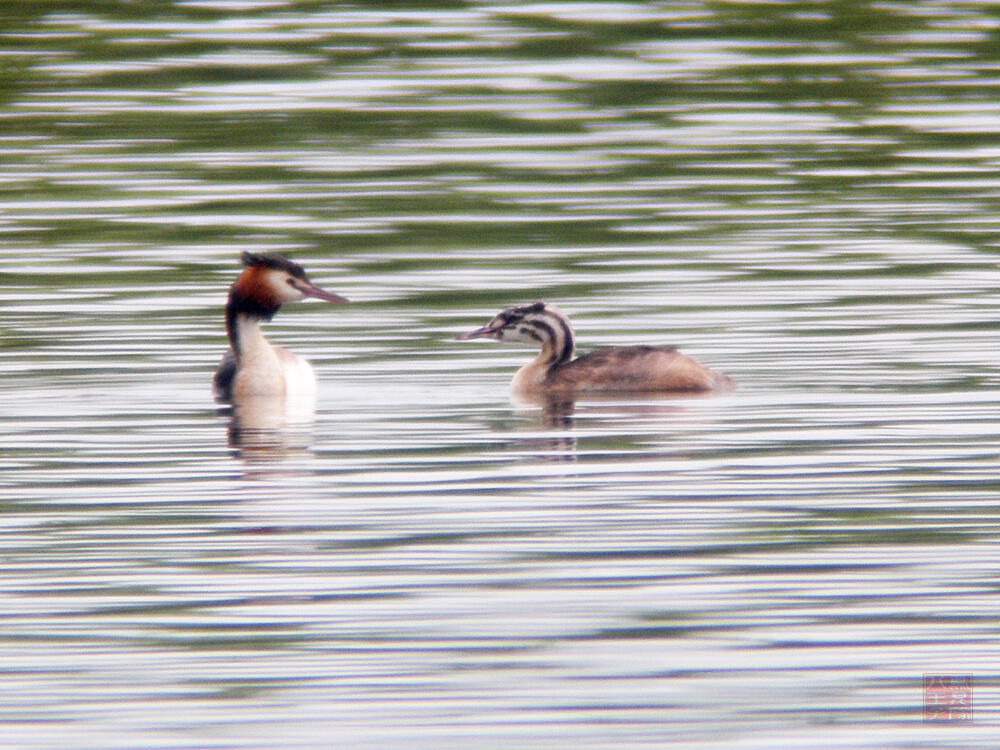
xmin=223 ymin=396 xmax=316 ymax=464
xmin=3 ymin=1 xmax=1000 ymax=748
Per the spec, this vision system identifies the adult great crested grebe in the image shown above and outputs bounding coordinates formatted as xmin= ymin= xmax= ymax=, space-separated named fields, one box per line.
xmin=457 ymin=302 xmax=732 ymax=396
xmin=213 ymin=252 xmax=347 ymax=401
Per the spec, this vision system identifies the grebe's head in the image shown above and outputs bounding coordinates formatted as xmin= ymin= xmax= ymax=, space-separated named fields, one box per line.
xmin=231 ymin=252 xmax=347 ymax=316
xmin=457 ymin=301 xmax=574 ymax=353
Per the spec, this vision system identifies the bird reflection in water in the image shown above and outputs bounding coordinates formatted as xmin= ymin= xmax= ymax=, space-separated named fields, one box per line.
xmin=510 ymin=390 xmax=725 ymax=463
xmin=223 ymin=395 xmax=317 ymax=463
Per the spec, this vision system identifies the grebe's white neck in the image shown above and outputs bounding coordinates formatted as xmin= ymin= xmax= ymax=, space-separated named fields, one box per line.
xmin=229 ymin=313 xmax=287 ymax=397
xmin=230 ymin=314 xmax=276 ymax=364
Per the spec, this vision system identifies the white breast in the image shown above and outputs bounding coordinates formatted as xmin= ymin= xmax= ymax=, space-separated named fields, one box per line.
xmin=230 ymin=315 xmax=317 ymax=401
xmin=276 ymin=346 xmax=317 ymax=402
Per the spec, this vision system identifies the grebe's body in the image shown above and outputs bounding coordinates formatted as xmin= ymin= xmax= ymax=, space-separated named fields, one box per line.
xmin=458 ymin=302 xmax=732 ymax=396
xmin=214 ymin=252 xmax=346 ymax=401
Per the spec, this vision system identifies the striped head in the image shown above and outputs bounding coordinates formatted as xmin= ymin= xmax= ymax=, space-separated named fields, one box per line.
xmin=457 ymin=302 xmax=575 ymax=365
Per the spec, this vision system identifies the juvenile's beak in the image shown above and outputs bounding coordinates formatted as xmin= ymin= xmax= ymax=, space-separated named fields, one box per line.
xmin=456 ymin=324 xmax=501 ymax=341
xmin=301 ymin=282 xmax=348 ymax=304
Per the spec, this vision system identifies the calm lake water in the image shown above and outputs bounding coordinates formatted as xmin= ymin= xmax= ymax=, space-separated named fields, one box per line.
xmin=2 ymin=2 xmax=999 ymax=747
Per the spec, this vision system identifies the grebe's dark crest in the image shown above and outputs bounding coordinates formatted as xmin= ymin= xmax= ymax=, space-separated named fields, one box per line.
xmin=214 ymin=252 xmax=347 ymax=400
xmin=457 ymin=301 xmax=732 ymax=395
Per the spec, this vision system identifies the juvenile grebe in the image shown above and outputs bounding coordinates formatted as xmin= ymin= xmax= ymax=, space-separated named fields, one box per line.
xmin=457 ymin=302 xmax=732 ymax=396
xmin=213 ymin=252 xmax=347 ymax=401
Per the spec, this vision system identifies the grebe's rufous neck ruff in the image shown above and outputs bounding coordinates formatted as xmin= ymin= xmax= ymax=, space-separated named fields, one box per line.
xmin=457 ymin=301 xmax=732 ymax=396
xmin=214 ymin=252 xmax=347 ymax=401
xmin=224 ymin=252 xmax=329 ymax=351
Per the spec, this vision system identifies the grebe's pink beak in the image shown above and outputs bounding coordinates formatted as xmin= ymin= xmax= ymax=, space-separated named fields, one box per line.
xmin=456 ymin=323 xmax=502 ymax=341
xmin=300 ymin=282 xmax=348 ymax=304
